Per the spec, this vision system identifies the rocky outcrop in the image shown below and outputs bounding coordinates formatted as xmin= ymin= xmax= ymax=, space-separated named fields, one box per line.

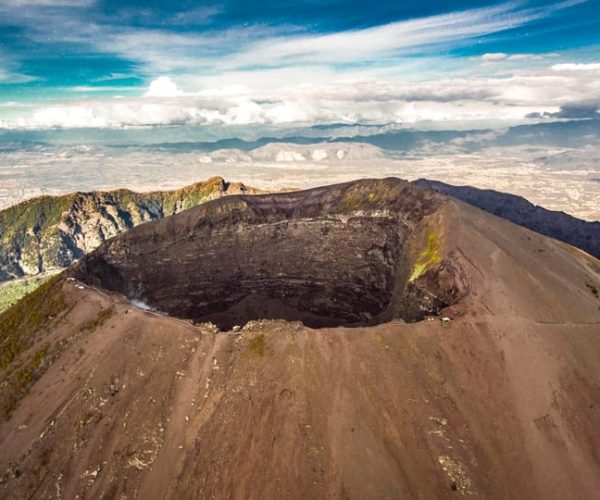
xmin=73 ymin=178 xmax=466 ymax=328
xmin=414 ymin=178 xmax=600 ymax=258
xmin=0 ymin=177 xmax=259 ymax=281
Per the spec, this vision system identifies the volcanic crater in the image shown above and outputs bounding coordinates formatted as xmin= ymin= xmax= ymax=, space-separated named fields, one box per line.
xmin=72 ymin=178 xmax=466 ymax=329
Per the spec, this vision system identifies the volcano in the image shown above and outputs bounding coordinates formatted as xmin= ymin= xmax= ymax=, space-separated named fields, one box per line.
xmin=1 ymin=178 xmax=599 ymax=499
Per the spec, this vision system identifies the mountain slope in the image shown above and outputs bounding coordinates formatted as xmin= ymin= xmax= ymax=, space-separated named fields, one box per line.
xmin=1 ymin=178 xmax=599 ymax=499
xmin=414 ymin=178 xmax=600 ymax=259
xmin=0 ymin=177 xmax=259 ymax=281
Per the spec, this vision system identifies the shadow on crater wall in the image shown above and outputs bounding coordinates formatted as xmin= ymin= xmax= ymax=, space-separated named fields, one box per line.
xmin=72 ymin=179 xmax=465 ymax=329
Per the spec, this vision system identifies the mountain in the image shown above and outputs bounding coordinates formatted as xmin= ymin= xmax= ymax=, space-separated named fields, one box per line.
xmin=248 ymin=142 xmax=383 ymax=162
xmin=414 ymin=179 xmax=600 ymax=259
xmin=3 ymin=118 xmax=600 ymax=155
xmin=179 ymin=142 xmax=384 ymax=163
xmin=333 ymin=118 xmax=600 ymax=151
xmin=0 ymin=177 xmax=260 ymax=282
xmin=1 ymin=178 xmax=599 ymax=499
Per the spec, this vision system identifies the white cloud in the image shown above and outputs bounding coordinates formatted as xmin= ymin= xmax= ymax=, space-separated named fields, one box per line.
xmin=0 ymin=0 xmax=585 ymax=77
xmin=0 ymin=50 xmax=38 ymax=83
xmin=221 ymin=4 xmax=527 ymax=68
xmin=0 ymin=0 xmax=596 ymax=130
xmin=482 ymin=52 xmax=509 ymax=61
xmin=481 ymin=52 xmax=546 ymax=63
xmin=551 ymin=63 xmax=600 ymax=71
xmin=169 ymin=5 xmax=223 ymax=25
xmin=4 ymin=59 xmax=600 ymax=130
xmin=144 ymin=76 xmax=182 ymax=97
xmin=104 ymin=1 xmax=571 ymax=73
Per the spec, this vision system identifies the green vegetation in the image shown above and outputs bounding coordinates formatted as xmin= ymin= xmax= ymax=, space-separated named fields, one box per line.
xmin=409 ymin=230 xmax=442 ymax=282
xmin=0 ymin=275 xmax=116 ymax=420
xmin=341 ymin=189 xmax=365 ymax=210
xmin=341 ymin=186 xmax=385 ymax=211
xmin=0 ymin=274 xmax=72 ymax=419
xmin=79 ymin=306 xmax=115 ymax=333
xmin=75 ymin=410 xmax=97 ymax=431
xmin=1 ymin=344 xmax=49 ymax=420
xmin=0 ymin=195 xmax=74 ymax=242
xmin=0 ymin=273 xmax=56 ymax=313
xmin=165 ymin=177 xmax=224 ymax=212
xmin=0 ymin=274 xmax=67 ymax=369
xmin=248 ymin=333 xmax=267 ymax=356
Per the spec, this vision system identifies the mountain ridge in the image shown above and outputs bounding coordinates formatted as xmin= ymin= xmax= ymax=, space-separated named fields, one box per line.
xmin=0 ymin=177 xmax=261 ymax=281
xmin=414 ymin=179 xmax=600 ymax=259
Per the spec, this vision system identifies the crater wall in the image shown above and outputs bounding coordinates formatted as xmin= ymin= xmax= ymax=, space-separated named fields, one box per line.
xmin=73 ymin=179 xmax=465 ymax=329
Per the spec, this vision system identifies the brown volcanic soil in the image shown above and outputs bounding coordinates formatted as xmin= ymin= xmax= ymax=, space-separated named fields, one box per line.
xmin=0 ymin=178 xmax=599 ymax=499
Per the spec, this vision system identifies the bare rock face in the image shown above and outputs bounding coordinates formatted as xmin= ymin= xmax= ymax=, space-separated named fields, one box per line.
xmin=73 ymin=178 xmax=466 ymax=329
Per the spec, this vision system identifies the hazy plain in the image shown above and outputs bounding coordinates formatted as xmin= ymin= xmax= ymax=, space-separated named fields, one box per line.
xmin=1 ymin=143 xmax=599 ymax=221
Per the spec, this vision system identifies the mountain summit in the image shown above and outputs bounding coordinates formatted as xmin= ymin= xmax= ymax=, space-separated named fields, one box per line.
xmin=1 ymin=178 xmax=599 ymax=499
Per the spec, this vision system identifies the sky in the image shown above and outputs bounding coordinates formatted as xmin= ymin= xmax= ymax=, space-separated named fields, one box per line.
xmin=1 ymin=0 xmax=600 ymax=129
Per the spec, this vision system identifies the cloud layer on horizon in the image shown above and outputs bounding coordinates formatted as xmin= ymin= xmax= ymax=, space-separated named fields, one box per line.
xmin=3 ymin=61 xmax=600 ymax=129
xmin=0 ymin=0 xmax=599 ymax=129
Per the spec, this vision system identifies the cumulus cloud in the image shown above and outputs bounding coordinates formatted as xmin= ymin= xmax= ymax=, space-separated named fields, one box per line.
xmin=5 ymin=59 xmax=600 ymax=130
xmin=144 ymin=76 xmax=183 ymax=97
xmin=15 ymin=101 xmax=208 ymax=128
xmin=0 ymin=0 xmax=597 ymax=130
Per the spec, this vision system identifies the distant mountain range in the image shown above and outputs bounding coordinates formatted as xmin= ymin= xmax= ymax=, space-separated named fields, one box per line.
xmin=414 ymin=179 xmax=600 ymax=259
xmin=138 ymin=118 xmax=600 ymax=153
xmin=4 ymin=117 xmax=599 ymax=153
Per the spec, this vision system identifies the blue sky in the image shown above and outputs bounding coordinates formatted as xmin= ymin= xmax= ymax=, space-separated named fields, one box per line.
xmin=1 ymin=0 xmax=599 ymax=129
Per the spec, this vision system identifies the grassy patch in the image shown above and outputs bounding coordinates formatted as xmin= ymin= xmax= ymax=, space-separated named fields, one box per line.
xmin=248 ymin=333 xmax=267 ymax=356
xmin=1 ymin=344 xmax=49 ymax=420
xmin=0 ymin=274 xmax=73 ymax=420
xmin=75 ymin=410 xmax=97 ymax=431
xmin=0 ymin=273 xmax=67 ymax=369
xmin=409 ymin=230 xmax=441 ymax=282
xmin=341 ymin=191 xmax=364 ymax=210
xmin=0 ymin=195 xmax=74 ymax=242
xmin=367 ymin=192 xmax=379 ymax=203
xmin=79 ymin=306 xmax=115 ymax=333
xmin=0 ymin=274 xmax=56 ymax=313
